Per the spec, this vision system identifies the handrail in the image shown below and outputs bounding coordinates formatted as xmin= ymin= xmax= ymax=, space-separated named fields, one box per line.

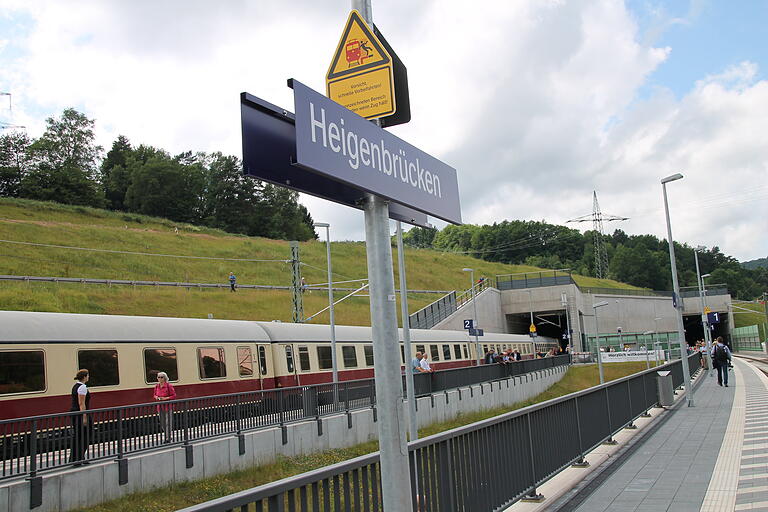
xmin=178 ymin=353 xmax=701 ymax=512
xmin=0 ymin=356 xmax=571 ymax=482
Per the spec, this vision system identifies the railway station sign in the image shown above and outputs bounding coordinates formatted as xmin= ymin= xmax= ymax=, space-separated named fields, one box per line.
xmin=326 ymin=10 xmax=395 ymax=120
xmin=240 ymin=91 xmax=429 ymax=228
xmin=291 ymin=79 xmax=461 ymax=224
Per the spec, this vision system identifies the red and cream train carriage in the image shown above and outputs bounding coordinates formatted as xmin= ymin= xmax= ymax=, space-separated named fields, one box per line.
xmin=0 ymin=311 xmax=556 ymax=420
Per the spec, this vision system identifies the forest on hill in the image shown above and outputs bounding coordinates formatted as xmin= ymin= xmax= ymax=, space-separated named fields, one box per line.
xmin=403 ymin=223 xmax=767 ymax=300
xmin=0 ymin=109 xmax=315 ymax=241
xmin=2 ymin=108 xmax=764 ymax=301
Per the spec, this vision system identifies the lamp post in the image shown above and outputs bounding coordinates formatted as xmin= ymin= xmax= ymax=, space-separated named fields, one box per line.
xmin=396 ymin=221 xmax=418 ymax=442
xmin=314 ymin=223 xmax=338 ymax=391
xmin=642 ymin=330 xmax=653 ymax=369
xmin=653 ymin=317 xmax=662 ymax=366
xmin=561 ymin=292 xmax=572 ymax=351
xmin=694 ymin=246 xmax=714 ymax=377
xmin=463 ymin=268 xmax=481 ymax=365
xmin=616 ymin=299 xmax=623 ymax=350
xmin=593 ymin=300 xmax=609 ymax=384
xmin=661 ymin=173 xmax=694 ymax=407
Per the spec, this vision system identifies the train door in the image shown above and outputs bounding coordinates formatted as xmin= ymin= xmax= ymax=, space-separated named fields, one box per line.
xmin=256 ymin=344 xmax=270 ymax=389
xmin=280 ymin=344 xmax=300 ymax=387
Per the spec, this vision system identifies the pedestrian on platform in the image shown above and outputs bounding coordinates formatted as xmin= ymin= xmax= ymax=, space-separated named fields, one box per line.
xmin=412 ymin=352 xmax=426 ymax=373
xmin=153 ymin=372 xmax=177 ymax=443
xmin=69 ymin=369 xmax=91 ymax=466
xmin=711 ymin=336 xmax=732 ymax=387
xmin=228 ymin=272 xmax=237 ymax=292
xmin=420 ymin=353 xmax=433 ymax=373
xmin=485 ymin=349 xmax=496 ymax=364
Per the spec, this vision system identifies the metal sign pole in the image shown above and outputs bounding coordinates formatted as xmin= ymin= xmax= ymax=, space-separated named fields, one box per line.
xmin=353 ymin=3 xmax=412 ymax=510
xmin=396 ymin=221 xmax=418 ymax=442
xmin=363 ymin=194 xmax=413 ymax=512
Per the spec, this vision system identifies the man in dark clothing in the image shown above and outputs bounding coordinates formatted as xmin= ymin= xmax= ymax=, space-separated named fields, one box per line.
xmin=229 ymin=272 xmax=236 ymax=292
xmin=711 ymin=336 xmax=732 ymax=387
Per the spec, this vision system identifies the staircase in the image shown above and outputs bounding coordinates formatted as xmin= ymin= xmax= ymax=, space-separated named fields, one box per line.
xmin=409 ymin=278 xmax=493 ymax=330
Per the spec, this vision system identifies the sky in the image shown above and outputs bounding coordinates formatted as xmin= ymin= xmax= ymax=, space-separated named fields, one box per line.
xmin=0 ymin=0 xmax=766 ymax=262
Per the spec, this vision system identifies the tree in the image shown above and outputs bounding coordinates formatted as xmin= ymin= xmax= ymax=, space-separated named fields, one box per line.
xmin=21 ymin=109 xmax=104 ymax=207
xmin=102 ymin=135 xmax=133 ymax=210
xmin=124 ymin=154 xmax=204 ymax=223
xmin=402 ymin=226 xmax=438 ymax=248
xmin=0 ymin=131 xmax=33 ymax=197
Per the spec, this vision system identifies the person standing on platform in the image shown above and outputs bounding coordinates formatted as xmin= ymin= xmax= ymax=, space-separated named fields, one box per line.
xmin=420 ymin=353 xmax=433 ymax=373
xmin=411 ymin=352 xmax=426 ymax=373
xmin=153 ymin=372 xmax=177 ymax=443
xmin=69 ymin=369 xmax=91 ymax=466
xmin=712 ymin=336 xmax=732 ymax=387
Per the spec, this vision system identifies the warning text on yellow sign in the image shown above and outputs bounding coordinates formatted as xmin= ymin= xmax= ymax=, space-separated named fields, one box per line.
xmin=327 ymin=66 xmax=395 ymax=120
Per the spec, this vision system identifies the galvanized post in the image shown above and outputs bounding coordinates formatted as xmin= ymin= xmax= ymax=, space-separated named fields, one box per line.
xmin=396 ymin=221 xmax=418 ymax=442
xmin=521 ymin=413 xmax=544 ymax=501
xmin=572 ymin=397 xmax=589 ymax=467
xmin=603 ymin=387 xmax=617 ymax=445
xmin=290 ymin=241 xmax=303 ymax=323
xmin=661 ymin=176 xmax=693 ymax=406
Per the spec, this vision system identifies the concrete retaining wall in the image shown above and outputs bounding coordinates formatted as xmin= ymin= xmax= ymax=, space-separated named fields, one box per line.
xmin=1 ymin=365 xmax=567 ymax=512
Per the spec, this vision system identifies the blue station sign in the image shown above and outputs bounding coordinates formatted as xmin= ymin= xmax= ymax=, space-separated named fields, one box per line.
xmin=291 ymin=79 xmax=461 ymax=224
xmin=240 ymin=91 xmax=430 ymax=228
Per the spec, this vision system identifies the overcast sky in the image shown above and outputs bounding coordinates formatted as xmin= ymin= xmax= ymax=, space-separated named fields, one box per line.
xmin=1 ymin=0 xmax=766 ymax=262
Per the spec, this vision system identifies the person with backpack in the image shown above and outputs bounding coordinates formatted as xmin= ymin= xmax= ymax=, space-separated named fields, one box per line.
xmin=711 ymin=336 xmax=732 ymax=387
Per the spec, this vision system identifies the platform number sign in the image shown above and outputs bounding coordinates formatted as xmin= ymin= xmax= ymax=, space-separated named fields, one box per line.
xmin=707 ymin=312 xmax=721 ymax=325
xmin=463 ymin=319 xmax=474 ymax=330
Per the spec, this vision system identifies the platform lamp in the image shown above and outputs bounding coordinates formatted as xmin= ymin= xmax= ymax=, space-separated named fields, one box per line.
xmin=642 ymin=330 xmax=654 ymax=369
xmin=462 ymin=268 xmax=481 ymax=365
xmin=314 ymin=222 xmax=338 ymax=392
xmin=593 ymin=300 xmax=609 ymax=384
xmin=661 ymin=172 xmax=694 ymax=407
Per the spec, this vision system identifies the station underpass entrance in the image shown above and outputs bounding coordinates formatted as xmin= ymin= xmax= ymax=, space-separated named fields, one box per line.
xmin=683 ymin=313 xmax=730 ymax=346
xmin=506 ymin=310 xmax=569 ymax=349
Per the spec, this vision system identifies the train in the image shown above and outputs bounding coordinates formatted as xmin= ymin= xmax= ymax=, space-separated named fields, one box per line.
xmin=0 ymin=311 xmax=559 ymax=420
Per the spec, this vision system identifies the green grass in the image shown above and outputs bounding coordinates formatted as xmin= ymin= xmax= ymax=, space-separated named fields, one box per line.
xmin=0 ymin=198 xmax=639 ymax=323
xmin=733 ymin=301 xmax=767 ymax=340
xmin=72 ymin=362 xmax=647 ymax=512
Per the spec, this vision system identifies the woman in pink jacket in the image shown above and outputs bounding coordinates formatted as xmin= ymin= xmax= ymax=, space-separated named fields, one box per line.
xmin=153 ymin=372 xmax=177 ymax=443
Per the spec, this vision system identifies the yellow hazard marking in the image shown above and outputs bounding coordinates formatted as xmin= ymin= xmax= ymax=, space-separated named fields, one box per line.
xmin=326 ymin=10 xmax=395 ymax=120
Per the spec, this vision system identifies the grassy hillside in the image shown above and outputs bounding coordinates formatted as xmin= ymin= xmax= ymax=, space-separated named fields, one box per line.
xmin=0 ymin=198 xmax=640 ymax=325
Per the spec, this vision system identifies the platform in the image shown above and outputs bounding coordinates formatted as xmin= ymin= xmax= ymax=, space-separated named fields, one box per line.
xmin=517 ymin=356 xmax=768 ymax=511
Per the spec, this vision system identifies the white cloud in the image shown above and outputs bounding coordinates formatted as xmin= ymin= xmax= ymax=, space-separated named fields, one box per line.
xmin=0 ymin=0 xmax=765 ymax=261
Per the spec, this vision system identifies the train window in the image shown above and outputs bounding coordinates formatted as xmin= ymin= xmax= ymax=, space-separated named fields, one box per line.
xmin=284 ymin=346 xmax=295 ymax=373
xmin=483 ymin=345 xmax=488 ymax=353
xmin=317 ymin=346 xmax=333 ymax=370
xmin=463 ymin=345 xmax=469 ymax=359
xmin=258 ymin=346 xmax=268 ymax=375
xmin=400 ymin=346 xmax=405 ymax=364
xmin=0 ymin=350 xmax=45 ymax=394
xmin=415 ymin=345 xmax=425 ymax=355
xmin=198 ymin=347 xmax=226 ymax=379
xmin=364 ymin=346 xmax=374 ymax=366
xmin=453 ymin=344 xmax=462 ymax=359
xmin=144 ymin=348 xmax=178 ymax=383
xmin=429 ymin=345 xmax=440 ymax=361
xmin=442 ymin=344 xmax=452 ymax=360
xmin=77 ymin=349 xmax=119 ymax=387
xmin=342 ymin=346 xmax=358 ymax=368
xmin=237 ymin=347 xmax=253 ymax=377
xmin=298 ymin=346 xmax=311 ymax=372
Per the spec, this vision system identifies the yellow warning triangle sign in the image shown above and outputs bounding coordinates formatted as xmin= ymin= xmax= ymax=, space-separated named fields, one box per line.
xmin=326 ymin=10 xmax=391 ymax=81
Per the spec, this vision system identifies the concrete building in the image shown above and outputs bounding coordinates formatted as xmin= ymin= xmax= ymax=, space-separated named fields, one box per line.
xmin=424 ymin=271 xmax=733 ymax=352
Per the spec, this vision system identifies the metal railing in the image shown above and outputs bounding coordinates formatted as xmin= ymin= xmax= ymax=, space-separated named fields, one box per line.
xmin=0 ymin=274 xmax=449 ymax=294
xmin=177 ymin=353 xmax=700 ymax=512
xmin=0 ymin=356 xmax=571 ymax=482
xmin=679 ymin=284 xmax=729 ymax=298
xmin=495 ymin=269 xmax=574 ymax=291
xmin=408 ymin=291 xmax=457 ymax=330
xmin=579 ymin=286 xmax=673 ymax=297
xmin=409 ymin=279 xmax=495 ymax=330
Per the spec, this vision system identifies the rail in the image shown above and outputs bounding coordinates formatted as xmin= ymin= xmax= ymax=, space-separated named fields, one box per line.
xmin=177 ymin=353 xmax=701 ymax=512
xmin=0 ymin=274 xmax=449 ymax=294
xmin=0 ymin=356 xmax=571 ymax=482
xmin=408 ymin=291 xmax=457 ymax=330
xmin=495 ymin=269 xmax=574 ymax=291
